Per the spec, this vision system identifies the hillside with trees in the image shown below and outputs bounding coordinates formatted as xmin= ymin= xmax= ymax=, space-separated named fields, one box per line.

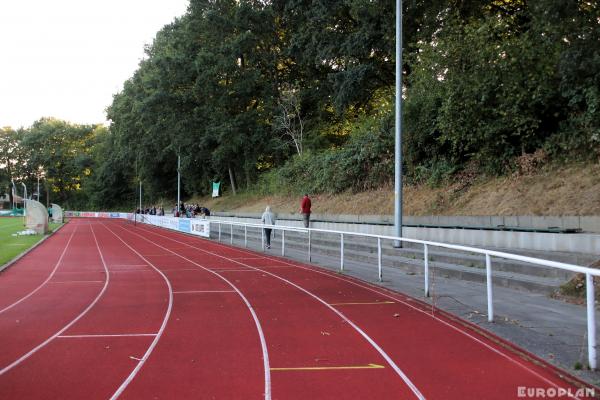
xmin=1 ymin=0 xmax=599 ymax=212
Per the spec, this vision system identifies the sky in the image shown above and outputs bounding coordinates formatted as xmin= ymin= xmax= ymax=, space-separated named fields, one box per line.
xmin=0 ymin=0 xmax=190 ymax=129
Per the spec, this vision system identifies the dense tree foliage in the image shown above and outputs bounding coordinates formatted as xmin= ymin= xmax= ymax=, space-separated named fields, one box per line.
xmin=0 ymin=119 xmax=104 ymax=209
xmin=1 ymin=0 xmax=599 ymax=208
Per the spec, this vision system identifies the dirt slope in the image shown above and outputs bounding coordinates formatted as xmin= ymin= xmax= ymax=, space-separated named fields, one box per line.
xmin=194 ymin=163 xmax=600 ymax=216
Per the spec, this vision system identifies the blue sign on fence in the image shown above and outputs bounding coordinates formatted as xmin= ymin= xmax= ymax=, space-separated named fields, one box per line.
xmin=178 ymin=218 xmax=191 ymax=233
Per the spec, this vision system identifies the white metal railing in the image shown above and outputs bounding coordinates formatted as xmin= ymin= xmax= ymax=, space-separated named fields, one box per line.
xmin=208 ymin=219 xmax=599 ymax=370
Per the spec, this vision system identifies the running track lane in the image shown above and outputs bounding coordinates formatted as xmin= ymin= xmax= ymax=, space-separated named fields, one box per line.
xmin=101 ymin=221 xmax=269 ymax=399
xmin=0 ymin=220 xmax=169 ymax=399
xmin=131 ymin=220 xmax=596 ymax=400
xmin=0 ymin=222 xmax=77 ymax=311
xmin=109 ymin=220 xmax=419 ymax=400
xmin=0 ymin=222 xmax=106 ymax=371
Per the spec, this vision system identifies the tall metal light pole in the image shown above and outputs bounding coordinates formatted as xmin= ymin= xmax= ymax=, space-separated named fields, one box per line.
xmin=21 ymin=183 xmax=27 ymax=217
xmin=177 ymin=154 xmax=181 ymax=213
xmin=139 ymin=180 xmax=142 ymax=214
xmin=394 ymin=0 xmax=404 ymax=247
xmin=11 ymin=180 xmax=16 ymax=210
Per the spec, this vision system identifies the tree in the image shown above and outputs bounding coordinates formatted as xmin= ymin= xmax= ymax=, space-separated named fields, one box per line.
xmin=274 ymin=85 xmax=305 ymax=156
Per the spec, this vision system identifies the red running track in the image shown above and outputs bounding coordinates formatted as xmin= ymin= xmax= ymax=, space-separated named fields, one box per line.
xmin=0 ymin=218 xmax=596 ymax=399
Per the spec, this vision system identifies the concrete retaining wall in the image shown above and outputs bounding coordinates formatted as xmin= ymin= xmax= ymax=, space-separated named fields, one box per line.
xmin=213 ymin=212 xmax=600 ymax=232
xmin=211 ymin=213 xmax=600 ymax=255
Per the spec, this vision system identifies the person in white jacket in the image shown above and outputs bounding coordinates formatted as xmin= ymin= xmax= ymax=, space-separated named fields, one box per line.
xmin=261 ymin=206 xmax=276 ymax=249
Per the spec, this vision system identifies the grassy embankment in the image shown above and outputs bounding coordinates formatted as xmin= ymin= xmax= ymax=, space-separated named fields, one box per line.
xmin=0 ymin=217 xmax=63 ymax=266
xmin=189 ymin=163 xmax=600 ymax=216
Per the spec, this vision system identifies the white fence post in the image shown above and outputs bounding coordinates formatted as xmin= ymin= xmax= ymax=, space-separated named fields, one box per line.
xmin=587 ymin=273 xmax=597 ymax=370
xmin=378 ymin=238 xmax=382 ymax=282
xmin=308 ymin=229 xmax=312 ymax=262
xmin=218 ymin=223 xmax=221 ymax=242
xmin=424 ymin=243 xmax=429 ymax=297
xmin=244 ymin=225 xmax=247 ymax=248
xmin=282 ymin=230 xmax=285 ymax=256
xmin=486 ymin=254 xmax=494 ymax=322
xmin=230 ymin=224 xmax=233 ymax=245
xmin=340 ymin=233 xmax=344 ymax=272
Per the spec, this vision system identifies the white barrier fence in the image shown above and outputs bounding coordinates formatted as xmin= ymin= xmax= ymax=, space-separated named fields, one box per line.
xmin=65 ymin=211 xmax=210 ymax=238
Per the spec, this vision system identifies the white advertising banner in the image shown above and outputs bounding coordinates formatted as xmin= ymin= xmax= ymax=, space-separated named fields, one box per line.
xmin=65 ymin=211 xmax=211 ymax=238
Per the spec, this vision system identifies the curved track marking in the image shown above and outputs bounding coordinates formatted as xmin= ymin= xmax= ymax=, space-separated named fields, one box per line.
xmin=106 ymin=221 xmax=273 ymax=400
xmin=134 ymin=222 xmax=586 ymax=400
xmin=243 ymin=251 xmax=585 ymax=399
xmin=0 ymin=224 xmax=108 ymax=376
xmin=0 ymin=224 xmax=78 ymax=315
xmin=98 ymin=223 xmax=174 ymax=400
xmin=126 ymin=222 xmax=422 ymax=400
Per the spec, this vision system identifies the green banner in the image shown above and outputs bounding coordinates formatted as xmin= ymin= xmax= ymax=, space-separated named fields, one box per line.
xmin=212 ymin=182 xmax=221 ymax=198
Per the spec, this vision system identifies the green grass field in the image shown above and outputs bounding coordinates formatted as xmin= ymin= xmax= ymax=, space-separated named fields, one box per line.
xmin=0 ymin=217 xmax=63 ymax=267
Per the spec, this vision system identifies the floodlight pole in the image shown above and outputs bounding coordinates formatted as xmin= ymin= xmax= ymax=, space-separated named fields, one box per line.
xmin=11 ymin=180 xmax=16 ymax=209
xmin=139 ymin=180 xmax=142 ymax=215
xmin=21 ymin=183 xmax=27 ymax=217
xmin=177 ymin=154 xmax=181 ymax=212
xmin=37 ymin=175 xmax=40 ymax=202
xmin=394 ymin=0 xmax=404 ymax=247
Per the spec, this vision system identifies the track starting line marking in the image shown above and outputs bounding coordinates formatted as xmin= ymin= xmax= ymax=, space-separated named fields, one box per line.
xmin=329 ymin=301 xmax=395 ymax=306
xmin=271 ymin=363 xmax=385 ymax=371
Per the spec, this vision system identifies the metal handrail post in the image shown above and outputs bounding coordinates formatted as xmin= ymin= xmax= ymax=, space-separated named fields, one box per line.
xmin=587 ymin=273 xmax=597 ymax=370
xmin=230 ymin=224 xmax=233 ymax=245
xmin=244 ymin=225 xmax=247 ymax=248
xmin=378 ymin=238 xmax=382 ymax=282
xmin=261 ymin=227 xmax=265 ymax=251
xmin=340 ymin=233 xmax=344 ymax=272
xmin=486 ymin=254 xmax=494 ymax=322
xmin=282 ymin=229 xmax=285 ymax=256
xmin=308 ymin=229 xmax=312 ymax=262
xmin=424 ymin=243 xmax=429 ymax=297
xmin=218 ymin=223 xmax=221 ymax=242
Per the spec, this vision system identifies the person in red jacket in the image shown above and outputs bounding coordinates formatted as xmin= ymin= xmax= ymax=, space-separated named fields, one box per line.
xmin=299 ymin=193 xmax=311 ymax=228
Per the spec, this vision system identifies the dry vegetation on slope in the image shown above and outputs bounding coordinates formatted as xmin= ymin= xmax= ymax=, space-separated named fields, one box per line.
xmin=195 ymin=163 xmax=600 ymax=216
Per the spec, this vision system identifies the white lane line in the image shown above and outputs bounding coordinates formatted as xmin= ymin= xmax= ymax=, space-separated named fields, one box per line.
xmin=158 ymin=227 xmax=583 ymax=399
xmin=50 ymin=281 xmax=105 ymax=284
xmin=135 ymin=226 xmax=424 ymax=400
xmin=209 ymin=269 xmax=263 ymax=273
xmin=162 ymin=268 xmax=203 ymax=272
xmin=111 ymin=264 xmax=149 ymax=268
xmin=113 ymin=221 xmax=272 ymax=400
xmin=57 ymin=333 xmax=157 ymax=338
xmin=99 ymin=223 xmax=173 ymax=400
xmin=110 ymin=270 xmax=156 ymax=274
xmin=0 ymin=225 xmax=79 ymax=315
xmin=173 ymin=290 xmax=236 ymax=294
xmin=0 ymin=224 xmax=110 ymax=376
